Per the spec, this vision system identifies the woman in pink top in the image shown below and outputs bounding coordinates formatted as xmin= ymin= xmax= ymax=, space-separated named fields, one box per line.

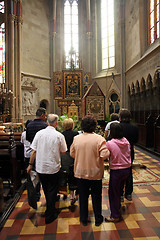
xmin=70 ymin=115 xmax=109 ymax=227
xmin=105 ymin=122 xmax=131 ymax=223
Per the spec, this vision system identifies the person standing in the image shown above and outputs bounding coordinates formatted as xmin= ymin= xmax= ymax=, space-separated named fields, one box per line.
xmin=104 ymin=113 xmax=119 ymax=140
xmin=27 ymin=114 xmax=67 ymax=224
xmin=119 ymin=109 xmax=138 ymax=201
xmin=70 ymin=115 xmax=110 ymax=226
xmin=61 ymin=118 xmax=79 ymax=205
xmin=20 ymin=120 xmax=32 ymax=176
xmin=26 ymin=107 xmax=47 ymax=143
xmin=105 ymin=122 xmax=131 ymax=222
xmin=26 ymin=107 xmax=48 ymax=201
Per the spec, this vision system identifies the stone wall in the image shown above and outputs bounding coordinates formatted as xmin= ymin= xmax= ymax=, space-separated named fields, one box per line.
xmin=21 ymin=0 xmax=51 ymax=122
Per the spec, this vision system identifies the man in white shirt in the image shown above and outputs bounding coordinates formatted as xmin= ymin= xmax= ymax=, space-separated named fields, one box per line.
xmin=27 ymin=114 xmax=67 ymax=224
xmin=104 ymin=113 xmax=119 ymax=140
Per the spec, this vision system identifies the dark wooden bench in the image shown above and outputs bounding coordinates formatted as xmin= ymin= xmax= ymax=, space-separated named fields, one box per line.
xmin=0 ymin=132 xmax=21 ymax=195
xmin=14 ymin=132 xmax=25 ymax=177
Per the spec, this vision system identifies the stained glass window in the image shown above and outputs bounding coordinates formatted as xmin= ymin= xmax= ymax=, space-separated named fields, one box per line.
xmin=0 ymin=1 xmax=5 ymax=84
xmin=149 ymin=0 xmax=160 ymax=44
xmin=64 ymin=0 xmax=79 ymax=69
xmin=101 ymin=0 xmax=115 ymax=70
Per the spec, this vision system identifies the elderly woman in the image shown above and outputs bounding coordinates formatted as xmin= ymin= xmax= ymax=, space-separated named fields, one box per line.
xmin=61 ymin=118 xmax=79 ymax=204
xmin=70 ymin=115 xmax=110 ymax=226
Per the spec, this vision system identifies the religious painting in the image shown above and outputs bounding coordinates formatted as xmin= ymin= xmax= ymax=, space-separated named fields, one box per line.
xmin=86 ymin=96 xmax=105 ymax=120
xmin=83 ymin=72 xmax=91 ymax=95
xmin=64 ymin=72 xmax=81 ymax=99
xmin=53 ymin=72 xmax=63 ymax=99
xmin=82 ymin=81 xmax=105 ymax=120
xmin=83 ymin=73 xmax=90 ymax=85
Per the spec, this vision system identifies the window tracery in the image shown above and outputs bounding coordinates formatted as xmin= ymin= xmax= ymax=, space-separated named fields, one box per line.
xmin=101 ymin=0 xmax=115 ymax=70
xmin=149 ymin=0 xmax=160 ymax=44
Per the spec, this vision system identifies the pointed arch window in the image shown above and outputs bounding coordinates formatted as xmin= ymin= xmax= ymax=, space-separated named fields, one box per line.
xmin=64 ymin=0 xmax=79 ymax=69
xmin=149 ymin=0 xmax=160 ymax=44
xmin=101 ymin=0 xmax=115 ymax=70
xmin=0 ymin=1 xmax=5 ymax=83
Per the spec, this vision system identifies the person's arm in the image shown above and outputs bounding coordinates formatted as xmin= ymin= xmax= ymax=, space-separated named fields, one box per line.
xmin=99 ymin=140 xmax=110 ymax=160
xmin=104 ymin=122 xmax=110 ymax=139
xmin=70 ymin=142 xmax=75 ymax=158
xmin=104 ymin=130 xmax=109 ymax=139
xmin=27 ymin=150 xmax=36 ymax=174
xmin=61 ymin=151 xmax=66 ymax=155
xmin=59 ymin=134 xmax=68 ymax=155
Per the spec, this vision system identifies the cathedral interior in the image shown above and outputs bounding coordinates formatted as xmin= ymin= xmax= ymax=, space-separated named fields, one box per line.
xmin=0 ymin=0 xmax=160 ymax=239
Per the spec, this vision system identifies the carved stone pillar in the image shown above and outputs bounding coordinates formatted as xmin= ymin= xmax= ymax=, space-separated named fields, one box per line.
xmin=120 ymin=0 xmax=126 ymax=108
xmin=86 ymin=0 xmax=92 ymax=72
xmin=16 ymin=0 xmax=23 ymax=122
xmin=51 ymin=0 xmax=57 ymax=112
xmin=53 ymin=0 xmax=56 ymax=72
xmin=14 ymin=16 xmax=18 ymax=120
xmin=8 ymin=13 xmax=16 ymax=121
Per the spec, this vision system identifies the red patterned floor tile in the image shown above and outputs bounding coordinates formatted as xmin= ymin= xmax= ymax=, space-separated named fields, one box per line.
xmin=45 ymin=220 xmax=58 ymax=234
xmin=69 ymin=224 xmax=81 ymax=232
xmin=56 ymin=232 xmax=81 ymax=240
xmin=18 ymin=235 xmax=44 ymax=240
xmin=8 ymin=219 xmax=26 ymax=235
xmin=130 ymin=227 xmax=157 ymax=237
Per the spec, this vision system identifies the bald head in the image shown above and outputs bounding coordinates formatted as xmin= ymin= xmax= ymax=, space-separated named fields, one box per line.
xmin=47 ymin=114 xmax=59 ymax=127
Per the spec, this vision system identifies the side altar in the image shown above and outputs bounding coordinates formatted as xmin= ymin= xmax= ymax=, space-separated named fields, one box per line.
xmin=53 ymin=70 xmax=91 ymax=119
xmin=53 ymin=70 xmax=105 ymax=120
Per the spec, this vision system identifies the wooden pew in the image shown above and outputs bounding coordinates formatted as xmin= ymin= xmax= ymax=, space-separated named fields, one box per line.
xmin=14 ymin=132 xmax=25 ymax=177
xmin=0 ymin=132 xmax=21 ymax=195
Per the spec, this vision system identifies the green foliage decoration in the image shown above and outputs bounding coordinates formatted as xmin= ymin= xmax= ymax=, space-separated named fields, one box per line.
xmin=57 ymin=113 xmax=105 ymax=137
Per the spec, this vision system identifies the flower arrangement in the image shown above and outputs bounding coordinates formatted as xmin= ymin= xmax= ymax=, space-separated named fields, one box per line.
xmin=57 ymin=113 xmax=105 ymax=137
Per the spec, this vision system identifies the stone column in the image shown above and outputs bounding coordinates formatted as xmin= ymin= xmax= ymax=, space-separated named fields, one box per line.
xmin=120 ymin=0 xmax=126 ymax=108
xmin=53 ymin=0 xmax=56 ymax=72
xmin=14 ymin=15 xmax=18 ymax=121
xmin=86 ymin=0 xmax=92 ymax=72
xmin=51 ymin=0 xmax=57 ymax=112
xmin=8 ymin=11 xmax=15 ymax=121
xmin=17 ymin=0 xmax=23 ymax=122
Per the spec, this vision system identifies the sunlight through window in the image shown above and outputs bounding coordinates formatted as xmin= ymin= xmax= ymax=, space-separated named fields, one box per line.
xmin=149 ymin=0 xmax=160 ymax=44
xmin=101 ymin=0 xmax=115 ymax=70
xmin=64 ymin=0 xmax=79 ymax=69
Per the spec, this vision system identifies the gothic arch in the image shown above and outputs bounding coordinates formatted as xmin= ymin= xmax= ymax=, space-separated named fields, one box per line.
xmin=140 ymin=78 xmax=146 ymax=91
xmin=128 ymin=85 xmax=131 ymax=95
xmin=40 ymin=99 xmax=49 ymax=112
xmin=135 ymin=80 xmax=140 ymax=93
xmin=146 ymin=74 xmax=153 ymax=90
xmin=108 ymin=90 xmax=120 ymax=114
xmin=131 ymin=83 xmax=135 ymax=95
xmin=153 ymin=69 xmax=160 ymax=87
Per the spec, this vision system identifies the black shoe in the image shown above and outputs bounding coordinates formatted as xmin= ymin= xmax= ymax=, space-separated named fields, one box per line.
xmin=95 ymin=220 xmax=103 ymax=227
xmin=45 ymin=213 xmax=58 ymax=224
xmin=95 ymin=216 xmax=103 ymax=226
xmin=105 ymin=216 xmax=121 ymax=223
xmin=71 ymin=198 xmax=77 ymax=205
xmin=81 ymin=219 xmax=91 ymax=226
xmin=63 ymin=195 xmax=67 ymax=200
xmin=125 ymin=194 xmax=132 ymax=201
xmin=82 ymin=221 xmax=88 ymax=226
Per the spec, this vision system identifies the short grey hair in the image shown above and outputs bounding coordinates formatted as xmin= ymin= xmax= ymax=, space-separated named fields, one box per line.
xmin=47 ymin=114 xmax=59 ymax=125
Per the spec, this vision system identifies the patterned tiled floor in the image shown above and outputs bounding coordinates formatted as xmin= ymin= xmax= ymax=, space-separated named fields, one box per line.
xmin=0 ymin=147 xmax=160 ymax=240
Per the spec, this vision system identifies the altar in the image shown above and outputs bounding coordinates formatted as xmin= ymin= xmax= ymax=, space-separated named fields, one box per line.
xmin=53 ymin=70 xmax=105 ymax=120
xmin=53 ymin=70 xmax=91 ymax=119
